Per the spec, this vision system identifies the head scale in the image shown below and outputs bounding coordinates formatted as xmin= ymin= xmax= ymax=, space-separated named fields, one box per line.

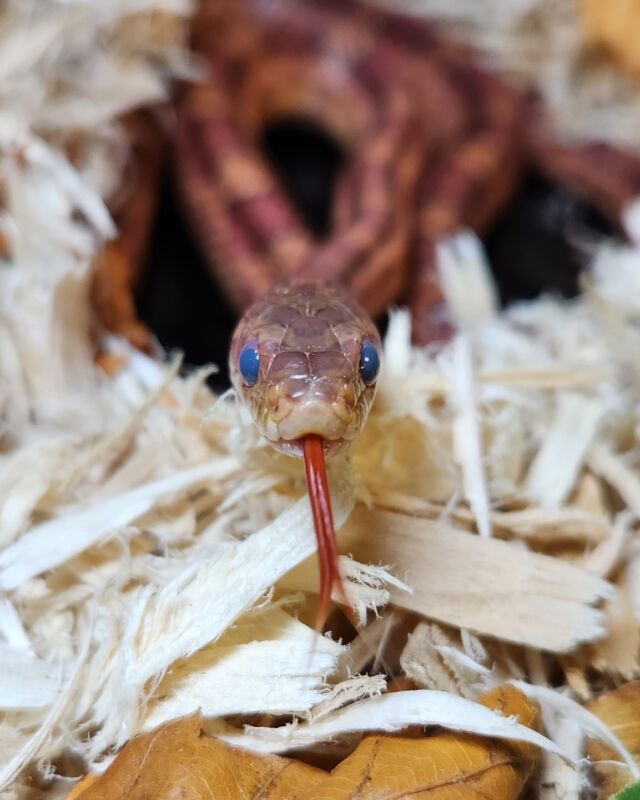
xmin=229 ymin=282 xmax=381 ymax=456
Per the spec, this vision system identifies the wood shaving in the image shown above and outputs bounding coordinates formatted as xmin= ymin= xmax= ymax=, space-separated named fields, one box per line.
xmin=400 ymin=622 xmax=484 ymax=698
xmin=222 ymin=688 xmax=572 ymax=760
xmin=340 ymin=506 xmax=612 ymax=652
xmin=525 ymin=393 xmax=604 ymax=508
xmin=512 ymin=682 xmax=640 ymax=780
xmin=538 ymin=716 xmax=584 ymax=800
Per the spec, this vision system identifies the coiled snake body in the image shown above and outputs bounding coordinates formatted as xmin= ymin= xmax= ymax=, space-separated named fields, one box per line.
xmin=178 ymin=0 xmax=640 ymax=346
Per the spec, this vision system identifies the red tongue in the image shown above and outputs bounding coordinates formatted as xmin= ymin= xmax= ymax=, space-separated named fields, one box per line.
xmin=302 ymin=434 xmax=349 ymax=630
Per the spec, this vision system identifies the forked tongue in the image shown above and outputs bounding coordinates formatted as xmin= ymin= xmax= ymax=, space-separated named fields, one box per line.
xmin=302 ymin=434 xmax=354 ymax=631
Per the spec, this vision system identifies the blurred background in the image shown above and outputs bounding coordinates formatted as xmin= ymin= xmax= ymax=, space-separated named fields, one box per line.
xmin=43 ymin=0 xmax=639 ymax=387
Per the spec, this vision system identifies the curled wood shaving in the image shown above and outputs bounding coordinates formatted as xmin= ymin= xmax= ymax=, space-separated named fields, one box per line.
xmin=514 ymin=682 xmax=640 ymax=780
xmin=400 ymin=622 xmax=484 ymax=698
xmin=296 ymin=686 xmax=544 ymax=800
xmin=223 ymin=686 xmax=571 ymax=760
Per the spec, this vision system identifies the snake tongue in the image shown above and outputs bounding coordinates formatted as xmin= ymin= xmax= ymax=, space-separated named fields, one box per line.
xmin=302 ymin=434 xmax=350 ymax=630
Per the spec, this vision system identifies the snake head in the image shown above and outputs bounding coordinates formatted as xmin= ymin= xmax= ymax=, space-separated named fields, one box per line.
xmin=229 ymin=283 xmax=381 ymax=456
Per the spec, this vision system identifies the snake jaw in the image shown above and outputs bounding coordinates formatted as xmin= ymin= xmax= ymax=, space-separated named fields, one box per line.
xmin=270 ymin=435 xmax=348 ymax=458
xmin=270 ymin=395 xmax=355 ymax=441
xmin=260 ymin=390 xmax=364 ymax=457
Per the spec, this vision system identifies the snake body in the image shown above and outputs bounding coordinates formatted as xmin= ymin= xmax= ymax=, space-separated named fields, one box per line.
xmin=177 ymin=0 xmax=640 ymax=347
xmin=93 ymin=0 xmax=640 ymax=355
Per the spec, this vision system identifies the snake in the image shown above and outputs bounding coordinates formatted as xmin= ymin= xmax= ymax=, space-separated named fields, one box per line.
xmin=229 ymin=281 xmax=381 ymax=625
xmin=170 ymin=0 xmax=640 ymax=625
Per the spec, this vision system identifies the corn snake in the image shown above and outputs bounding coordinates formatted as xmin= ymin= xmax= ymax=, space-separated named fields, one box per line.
xmin=95 ymin=0 xmax=640 ymax=625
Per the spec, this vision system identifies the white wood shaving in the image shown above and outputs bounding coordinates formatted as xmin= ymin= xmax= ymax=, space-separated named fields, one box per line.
xmin=512 ymin=682 xmax=640 ymax=779
xmin=435 ymin=231 xmax=498 ymax=328
xmin=525 ymin=393 xmax=604 ymax=508
xmin=448 ymin=333 xmax=492 ymax=537
xmin=538 ymin=715 xmax=584 ymax=800
xmin=222 ymin=689 xmax=574 ymax=761
xmin=306 ymin=675 xmax=388 ymax=722
xmin=0 ymin=597 xmax=32 ymax=653
xmin=142 ymin=609 xmax=345 ymax=730
xmin=0 ymin=459 xmax=239 ymax=590
xmin=0 ymin=647 xmax=62 ymax=710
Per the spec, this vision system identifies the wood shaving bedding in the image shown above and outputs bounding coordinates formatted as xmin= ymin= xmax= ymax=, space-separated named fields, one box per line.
xmin=1 ymin=1 xmax=640 ymax=797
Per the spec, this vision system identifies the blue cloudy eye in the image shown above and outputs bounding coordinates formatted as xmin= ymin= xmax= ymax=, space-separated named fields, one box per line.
xmin=238 ymin=344 xmax=260 ymax=386
xmin=359 ymin=341 xmax=380 ymax=385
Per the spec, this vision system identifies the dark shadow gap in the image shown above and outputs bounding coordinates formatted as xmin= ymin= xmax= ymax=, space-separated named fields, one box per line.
xmin=260 ymin=116 xmax=347 ymax=239
xmin=485 ymin=172 xmax=616 ymax=305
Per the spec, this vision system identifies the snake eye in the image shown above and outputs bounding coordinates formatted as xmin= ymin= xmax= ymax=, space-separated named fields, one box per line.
xmin=238 ymin=343 xmax=260 ymax=386
xmin=359 ymin=341 xmax=380 ymax=385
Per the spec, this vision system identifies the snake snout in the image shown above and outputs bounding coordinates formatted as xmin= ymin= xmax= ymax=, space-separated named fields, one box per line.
xmin=275 ymin=394 xmax=354 ymax=441
xmin=267 ymin=373 xmax=359 ymax=441
xmin=262 ymin=349 xmax=359 ymax=444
